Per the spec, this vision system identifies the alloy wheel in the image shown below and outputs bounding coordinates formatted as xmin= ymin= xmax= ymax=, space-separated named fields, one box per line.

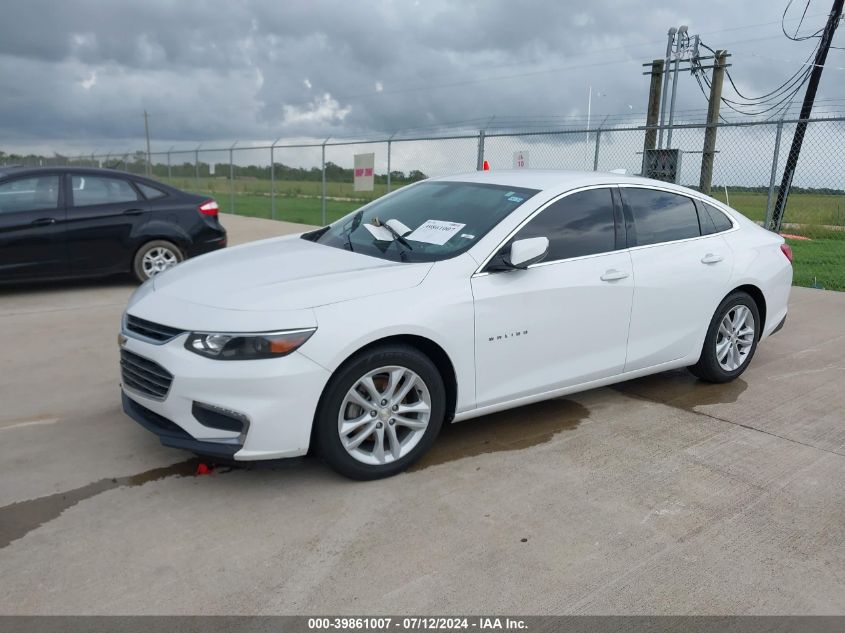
xmin=715 ymin=305 xmax=755 ymax=371
xmin=338 ymin=365 xmax=432 ymax=465
xmin=142 ymin=246 xmax=179 ymax=277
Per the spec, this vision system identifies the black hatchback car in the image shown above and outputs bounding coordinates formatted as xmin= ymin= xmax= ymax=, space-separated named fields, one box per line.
xmin=0 ymin=166 xmax=226 ymax=283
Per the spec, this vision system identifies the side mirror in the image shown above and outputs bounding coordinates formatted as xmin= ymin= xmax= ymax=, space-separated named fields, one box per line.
xmin=504 ymin=237 xmax=549 ymax=269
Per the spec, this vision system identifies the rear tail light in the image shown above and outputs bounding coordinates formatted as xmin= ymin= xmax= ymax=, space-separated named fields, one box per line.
xmin=780 ymin=243 xmax=793 ymax=264
xmin=198 ymin=199 xmax=219 ymax=217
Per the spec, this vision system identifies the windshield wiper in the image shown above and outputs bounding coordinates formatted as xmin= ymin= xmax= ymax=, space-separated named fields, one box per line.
xmin=344 ymin=209 xmax=364 ymax=251
xmin=380 ymin=220 xmax=414 ymax=251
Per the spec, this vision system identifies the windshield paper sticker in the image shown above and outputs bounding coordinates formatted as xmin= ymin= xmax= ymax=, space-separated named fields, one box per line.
xmin=363 ymin=223 xmax=396 ymax=242
xmin=407 ymin=220 xmax=467 ymax=246
xmin=508 ymin=196 xmax=524 ymax=203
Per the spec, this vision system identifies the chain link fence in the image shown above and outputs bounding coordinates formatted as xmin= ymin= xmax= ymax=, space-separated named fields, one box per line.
xmin=3 ymin=117 xmax=844 ymax=290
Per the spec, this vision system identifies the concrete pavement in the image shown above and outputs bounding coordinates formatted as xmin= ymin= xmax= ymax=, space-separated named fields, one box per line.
xmin=0 ymin=214 xmax=843 ymax=615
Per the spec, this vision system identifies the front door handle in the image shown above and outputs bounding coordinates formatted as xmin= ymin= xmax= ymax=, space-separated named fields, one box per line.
xmin=31 ymin=217 xmax=56 ymax=226
xmin=600 ymin=269 xmax=629 ymax=282
xmin=701 ymin=253 xmax=724 ymax=264
xmin=123 ymin=208 xmax=145 ymax=216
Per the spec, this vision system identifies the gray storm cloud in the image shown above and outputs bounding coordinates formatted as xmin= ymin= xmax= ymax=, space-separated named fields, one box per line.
xmin=0 ymin=0 xmax=840 ymax=150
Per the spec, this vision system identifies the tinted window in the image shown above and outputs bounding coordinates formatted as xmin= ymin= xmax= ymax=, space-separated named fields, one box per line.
xmin=703 ymin=202 xmax=733 ymax=233
xmin=623 ymin=188 xmax=700 ymax=246
xmin=0 ymin=176 xmax=60 ymax=213
xmin=72 ymin=175 xmax=139 ymax=206
xmin=512 ymin=188 xmax=616 ymax=261
xmin=137 ymin=182 xmax=166 ymax=200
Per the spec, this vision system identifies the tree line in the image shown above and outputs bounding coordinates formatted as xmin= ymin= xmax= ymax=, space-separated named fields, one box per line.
xmin=0 ymin=150 xmax=428 ymax=184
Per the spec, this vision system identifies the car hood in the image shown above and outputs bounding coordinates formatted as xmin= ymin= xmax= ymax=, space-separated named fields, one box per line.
xmin=151 ymin=234 xmax=433 ymax=312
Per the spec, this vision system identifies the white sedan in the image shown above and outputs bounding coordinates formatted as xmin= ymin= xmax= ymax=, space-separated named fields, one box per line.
xmin=119 ymin=170 xmax=793 ymax=479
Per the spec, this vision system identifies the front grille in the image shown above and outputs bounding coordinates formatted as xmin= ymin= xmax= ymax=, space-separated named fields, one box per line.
xmin=120 ymin=349 xmax=173 ymax=400
xmin=125 ymin=314 xmax=183 ymax=343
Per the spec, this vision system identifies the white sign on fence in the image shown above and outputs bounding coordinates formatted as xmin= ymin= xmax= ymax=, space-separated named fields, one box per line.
xmin=354 ymin=152 xmax=375 ymax=191
xmin=513 ymin=150 xmax=529 ymax=169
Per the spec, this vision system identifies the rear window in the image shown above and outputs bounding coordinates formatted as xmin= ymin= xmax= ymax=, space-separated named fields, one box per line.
xmin=137 ymin=182 xmax=167 ymax=200
xmin=622 ymin=188 xmax=701 ymax=246
xmin=702 ymin=202 xmax=734 ymax=233
xmin=72 ymin=175 xmax=139 ymax=207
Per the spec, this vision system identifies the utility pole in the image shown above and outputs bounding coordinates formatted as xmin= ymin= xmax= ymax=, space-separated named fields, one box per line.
xmin=657 ymin=27 xmax=677 ymax=149
xmin=143 ymin=110 xmax=152 ymax=177
xmin=699 ymin=49 xmax=727 ymax=195
xmin=643 ymin=59 xmax=664 ymax=154
xmin=770 ymin=0 xmax=844 ymax=231
xmin=665 ymin=25 xmax=688 ymax=148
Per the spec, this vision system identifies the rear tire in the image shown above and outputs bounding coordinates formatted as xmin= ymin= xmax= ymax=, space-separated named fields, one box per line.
xmin=133 ymin=240 xmax=183 ymax=283
xmin=689 ymin=291 xmax=760 ymax=383
xmin=315 ymin=344 xmax=445 ymax=480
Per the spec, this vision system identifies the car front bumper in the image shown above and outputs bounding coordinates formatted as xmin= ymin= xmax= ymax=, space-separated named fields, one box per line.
xmin=119 ymin=333 xmax=331 ymax=460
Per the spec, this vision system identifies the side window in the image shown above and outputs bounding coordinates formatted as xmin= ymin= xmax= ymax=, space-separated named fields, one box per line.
xmin=71 ymin=175 xmax=139 ymax=207
xmin=703 ymin=202 xmax=733 ymax=233
xmin=622 ymin=188 xmax=700 ymax=246
xmin=0 ymin=176 xmax=60 ymax=214
xmin=511 ymin=188 xmax=616 ymax=261
xmin=137 ymin=182 xmax=166 ymax=200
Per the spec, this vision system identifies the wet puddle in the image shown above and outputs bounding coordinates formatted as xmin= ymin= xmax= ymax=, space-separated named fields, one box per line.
xmin=409 ymin=398 xmax=588 ymax=471
xmin=611 ymin=368 xmax=747 ymax=411
xmin=0 ymin=374 xmax=742 ymax=546
xmin=0 ymin=459 xmax=201 ymax=550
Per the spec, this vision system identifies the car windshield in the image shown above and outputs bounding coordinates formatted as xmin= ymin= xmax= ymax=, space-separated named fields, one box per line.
xmin=307 ymin=181 xmax=540 ymax=263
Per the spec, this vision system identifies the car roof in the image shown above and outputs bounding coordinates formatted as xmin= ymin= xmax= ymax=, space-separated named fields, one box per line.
xmin=431 ymin=169 xmax=686 ymax=194
xmin=0 ymin=165 xmax=140 ymax=178
xmin=0 ymin=165 xmax=179 ymax=191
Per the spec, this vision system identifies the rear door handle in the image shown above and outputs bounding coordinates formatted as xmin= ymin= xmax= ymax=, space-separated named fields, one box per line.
xmin=123 ymin=208 xmax=145 ymax=216
xmin=701 ymin=253 xmax=724 ymax=264
xmin=600 ymin=269 xmax=629 ymax=282
xmin=31 ymin=217 xmax=56 ymax=226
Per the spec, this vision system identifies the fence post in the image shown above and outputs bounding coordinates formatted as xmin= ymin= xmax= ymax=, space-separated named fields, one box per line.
xmin=386 ymin=139 xmax=392 ymax=193
xmin=195 ymin=145 xmax=201 ymax=188
xmin=321 ymin=138 xmax=328 ymax=226
xmin=270 ymin=144 xmax=275 ymax=221
xmin=270 ymin=136 xmax=282 ymax=221
xmin=229 ymin=141 xmax=237 ymax=215
xmin=765 ymin=119 xmax=785 ymax=229
xmin=593 ymin=129 xmax=602 ymax=171
xmin=476 ymin=130 xmax=486 ymax=170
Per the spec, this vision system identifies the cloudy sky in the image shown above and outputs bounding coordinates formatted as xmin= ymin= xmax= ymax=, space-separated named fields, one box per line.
xmin=1 ymin=0 xmax=843 ymax=154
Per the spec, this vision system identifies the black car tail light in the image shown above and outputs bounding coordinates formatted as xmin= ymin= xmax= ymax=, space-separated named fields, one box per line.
xmin=198 ymin=199 xmax=219 ymax=217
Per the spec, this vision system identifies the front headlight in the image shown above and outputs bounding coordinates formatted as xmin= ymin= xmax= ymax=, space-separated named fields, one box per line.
xmin=185 ymin=328 xmax=316 ymax=360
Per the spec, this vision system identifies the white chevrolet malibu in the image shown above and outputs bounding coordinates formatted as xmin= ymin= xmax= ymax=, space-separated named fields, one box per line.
xmin=120 ymin=170 xmax=792 ymax=479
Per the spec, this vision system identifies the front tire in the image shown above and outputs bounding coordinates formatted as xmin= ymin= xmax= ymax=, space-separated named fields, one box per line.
xmin=315 ymin=344 xmax=446 ymax=480
xmin=133 ymin=240 xmax=184 ymax=282
xmin=689 ymin=291 xmax=760 ymax=383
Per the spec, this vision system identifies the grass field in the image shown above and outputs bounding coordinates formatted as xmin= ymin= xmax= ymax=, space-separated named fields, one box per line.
xmin=785 ymin=231 xmax=845 ymax=292
xmin=167 ymin=177 xmax=844 ymax=292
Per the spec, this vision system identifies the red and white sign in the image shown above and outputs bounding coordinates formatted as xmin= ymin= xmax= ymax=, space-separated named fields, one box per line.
xmin=513 ymin=150 xmax=529 ymax=169
xmin=354 ymin=152 xmax=375 ymax=191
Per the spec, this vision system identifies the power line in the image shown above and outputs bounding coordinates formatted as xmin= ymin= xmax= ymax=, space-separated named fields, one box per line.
xmin=782 ymin=0 xmax=823 ymax=40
